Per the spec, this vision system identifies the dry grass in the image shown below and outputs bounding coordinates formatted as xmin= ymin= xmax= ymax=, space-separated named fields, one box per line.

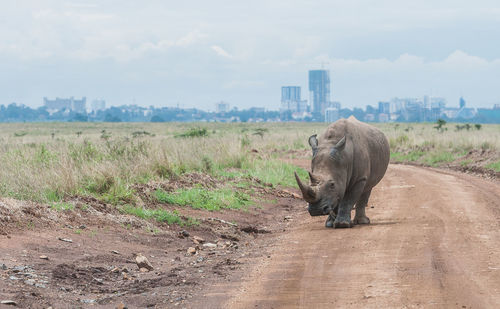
xmin=0 ymin=121 xmax=498 ymax=203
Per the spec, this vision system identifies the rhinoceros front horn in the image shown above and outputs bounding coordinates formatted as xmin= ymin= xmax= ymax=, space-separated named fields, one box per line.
xmin=294 ymin=172 xmax=318 ymax=203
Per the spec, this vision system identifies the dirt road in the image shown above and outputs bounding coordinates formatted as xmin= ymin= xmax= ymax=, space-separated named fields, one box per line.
xmin=227 ymin=164 xmax=500 ymax=308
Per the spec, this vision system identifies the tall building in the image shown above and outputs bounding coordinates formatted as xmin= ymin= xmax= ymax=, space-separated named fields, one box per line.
xmin=43 ymin=97 xmax=86 ymax=113
xmin=324 ymin=107 xmax=339 ymax=123
xmin=215 ymin=101 xmax=229 ymax=113
xmin=308 ymin=70 xmax=331 ymax=118
xmin=91 ymin=99 xmax=106 ymax=111
xmin=280 ymin=86 xmax=306 ymax=113
xmin=459 ymin=97 xmax=466 ymax=109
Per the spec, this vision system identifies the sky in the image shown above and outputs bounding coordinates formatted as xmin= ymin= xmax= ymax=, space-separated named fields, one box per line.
xmin=1 ymin=0 xmax=500 ymax=110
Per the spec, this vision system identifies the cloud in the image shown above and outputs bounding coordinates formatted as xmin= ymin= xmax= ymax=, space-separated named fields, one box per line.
xmin=211 ymin=45 xmax=233 ymax=58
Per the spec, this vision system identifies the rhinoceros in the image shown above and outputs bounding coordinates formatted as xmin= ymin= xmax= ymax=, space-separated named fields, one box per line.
xmin=295 ymin=116 xmax=390 ymax=228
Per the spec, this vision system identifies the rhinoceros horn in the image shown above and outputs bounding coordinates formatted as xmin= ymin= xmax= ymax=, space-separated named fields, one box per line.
xmin=295 ymin=172 xmax=318 ymax=203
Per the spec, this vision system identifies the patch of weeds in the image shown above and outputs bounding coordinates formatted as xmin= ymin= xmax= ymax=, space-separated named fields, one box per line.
xmin=242 ymin=159 xmax=309 ymax=187
xmin=51 ymin=202 xmax=74 ymax=211
xmin=390 ymin=150 xmax=425 ymax=162
xmin=121 ymin=205 xmax=189 ymax=225
xmin=481 ymin=142 xmax=493 ymax=150
xmin=424 ymin=152 xmax=456 ymax=166
xmin=202 ymin=156 xmax=213 ymax=172
xmin=154 ymin=187 xmax=252 ymax=211
xmin=44 ymin=189 xmax=63 ymax=203
xmin=389 ymin=134 xmax=409 ymax=149
xmin=240 ymin=134 xmax=251 ymax=148
xmin=486 ymin=160 xmax=500 ymax=172
xmin=153 ymin=162 xmax=174 ymax=178
xmin=132 ymin=131 xmax=155 ymax=138
xmin=35 ymin=144 xmax=57 ymax=165
xmin=293 ymin=139 xmax=305 ymax=150
xmin=175 ymin=127 xmax=208 ymax=138
xmin=83 ymin=174 xmax=115 ymax=195
xmin=14 ymin=131 xmax=28 ymax=137
xmin=69 ymin=140 xmax=103 ymax=163
xmin=100 ymin=180 xmax=136 ymax=205
xmin=74 ymin=229 xmax=82 ymax=235
xmin=460 ymin=159 xmax=472 ymax=167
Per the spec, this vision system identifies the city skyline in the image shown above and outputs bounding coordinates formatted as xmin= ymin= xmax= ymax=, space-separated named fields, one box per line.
xmin=1 ymin=1 xmax=500 ymax=109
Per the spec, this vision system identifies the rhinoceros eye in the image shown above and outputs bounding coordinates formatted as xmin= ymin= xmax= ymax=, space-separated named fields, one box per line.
xmin=330 ymin=182 xmax=335 ymax=189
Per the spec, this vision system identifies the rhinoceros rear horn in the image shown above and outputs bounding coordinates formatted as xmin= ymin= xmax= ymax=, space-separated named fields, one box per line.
xmin=295 ymin=172 xmax=317 ymax=203
xmin=308 ymin=134 xmax=318 ymax=154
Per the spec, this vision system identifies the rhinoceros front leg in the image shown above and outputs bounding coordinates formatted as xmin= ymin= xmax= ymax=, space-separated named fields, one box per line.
xmin=325 ymin=207 xmax=338 ymax=228
xmin=334 ymin=179 xmax=366 ymax=228
xmin=353 ymin=189 xmax=371 ymax=225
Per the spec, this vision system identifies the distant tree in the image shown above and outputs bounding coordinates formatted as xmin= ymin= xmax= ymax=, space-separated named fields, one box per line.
xmin=72 ymin=113 xmax=88 ymax=122
xmin=104 ymin=114 xmax=122 ymax=122
xmin=150 ymin=115 xmax=165 ymax=122
xmin=474 ymin=124 xmax=482 ymax=130
xmin=434 ymin=119 xmax=446 ymax=132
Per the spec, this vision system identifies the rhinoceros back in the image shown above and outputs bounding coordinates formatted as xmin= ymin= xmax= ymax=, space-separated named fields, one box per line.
xmin=322 ymin=116 xmax=389 ymax=191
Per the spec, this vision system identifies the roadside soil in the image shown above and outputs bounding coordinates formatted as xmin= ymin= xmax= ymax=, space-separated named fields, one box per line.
xmin=1 ymin=161 xmax=499 ymax=308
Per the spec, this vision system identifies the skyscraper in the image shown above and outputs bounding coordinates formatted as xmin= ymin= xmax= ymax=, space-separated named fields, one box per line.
xmin=308 ymin=70 xmax=330 ymax=118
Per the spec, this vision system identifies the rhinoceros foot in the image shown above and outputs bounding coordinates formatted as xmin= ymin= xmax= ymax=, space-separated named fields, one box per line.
xmin=325 ymin=213 xmax=336 ymax=228
xmin=333 ymin=220 xmax=352 ymax=228
xmin=353 ymin=216 xmax=370 ymax=225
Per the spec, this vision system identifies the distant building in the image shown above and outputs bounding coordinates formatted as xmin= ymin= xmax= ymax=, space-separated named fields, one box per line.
xmin=459 ymin=97 xmax=466 ymax=109
xmin=91 ymin=99 xmax=106 ymax=111
xmin=378 ymin=101 xmax=390 ymax=114
xmin=309 ymin=70 xmax=331 ymax=117
xmin=280 ymin=86 xmax=309 ymax=114
xmin=215 ymin=101 xmax=230 ymax=113
xmin=324 ymin=107 xmax=339 ymax=123
xmin=43 ymin=97 xmax=86 ymax=113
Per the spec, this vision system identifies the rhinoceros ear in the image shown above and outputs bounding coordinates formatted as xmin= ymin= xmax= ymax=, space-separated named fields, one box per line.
xmin=308 ymin=134 xmax=318 ymax=155
xmin=330 ymin=136 xmax=346 ymax=158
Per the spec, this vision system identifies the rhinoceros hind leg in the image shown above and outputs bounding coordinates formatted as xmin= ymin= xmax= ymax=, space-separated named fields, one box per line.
xmin=353 ymin=190 xmax=371 ymax=225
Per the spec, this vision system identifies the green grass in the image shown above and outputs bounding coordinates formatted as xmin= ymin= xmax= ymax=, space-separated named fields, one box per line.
xmin=424 ymin=152 xmax=456 ymax=166
xmin=486 ymin=160 xmax=500 ymax=172
xmin=50 ymin=202 xmax=74 ymax=211
xmin=241 ymin=159 xmax=309 ymax=187
xmin=390 ymin=150 xmax=425 ymax=162
xmin=120 ymin=205 xmax=197 ymax=226
xmin=154 ymin=187 xmax=252 ymax=211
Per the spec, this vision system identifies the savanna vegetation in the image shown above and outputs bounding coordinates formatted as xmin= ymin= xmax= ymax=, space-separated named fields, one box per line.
xmin=0 ymin=121 xmax=498 ymax=226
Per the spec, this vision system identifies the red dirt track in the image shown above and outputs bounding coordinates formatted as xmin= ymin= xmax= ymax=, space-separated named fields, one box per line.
xmin=225 ymin=164 xmax=500 ymax=308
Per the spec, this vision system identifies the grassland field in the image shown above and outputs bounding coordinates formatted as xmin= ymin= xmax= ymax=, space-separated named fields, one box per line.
xmin=0 ymin=121 xmax=498 ymax=226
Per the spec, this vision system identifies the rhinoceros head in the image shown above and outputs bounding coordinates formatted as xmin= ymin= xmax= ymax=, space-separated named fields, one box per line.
xmin=295 ymin=135 xmax=347 ymax=216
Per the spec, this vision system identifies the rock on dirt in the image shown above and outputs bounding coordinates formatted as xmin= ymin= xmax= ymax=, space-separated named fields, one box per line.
xmin=39 ymin=255 xmax=49 ymax=260
xmin=1 ymin=300 xmax=17 ymax=306
xmin=202 ymin=243 xmax=217 ymax=249
xmin=192 ymin=236 xmax=205 ymax=244
xmin=135 ymin=253 xmax=153 ymax=271
xmin=187 ymin=247 xmax=197 ymax=255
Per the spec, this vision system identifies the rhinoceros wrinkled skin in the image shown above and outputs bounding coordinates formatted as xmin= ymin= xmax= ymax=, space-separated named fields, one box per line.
xmin=295 ymin=116 xmax=390 ymax=228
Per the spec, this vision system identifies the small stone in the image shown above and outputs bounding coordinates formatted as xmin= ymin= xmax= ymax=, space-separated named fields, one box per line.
xmin=1 ymin=300 xmax=17 ymax=306
xmin=39 ymin=255 xmax=49 ymax=260
xmin=58 ymin=237 xmax=73 ymax=243
xmin=139 ymin=268 xmax=149 ymax=272
xmin=111 ymin=250 xmax=120 ymax=255
xmin=187 ymin=247 xmax=197 ymax=255
xmin=9 ymin=276 xmax=20 ymax=280
xmin=284 ymin=215 xmax=292 ymax=221
xmin=79 ymin=225 xmax=86 ymax=229
xmin=135 ymin=253 xmax=153 ymax=271
xmin=192 ymin=236 xmax=205 ymax=244
xmin=202 ymin=243 xmax=217 ymax=249
xmin=179 ymin=230 xmax=189 ymax=238
xmin=1 ymin=264 xmax=7 ymax=270
xmin=122 ymin=272 xmax=129 ymax=280
xmin=116 ymin=302 xmax=127 ymax=309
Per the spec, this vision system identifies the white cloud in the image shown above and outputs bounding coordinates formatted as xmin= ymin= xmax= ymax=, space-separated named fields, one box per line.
xmin=211 ymin=45 xmax=233 ymax=58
